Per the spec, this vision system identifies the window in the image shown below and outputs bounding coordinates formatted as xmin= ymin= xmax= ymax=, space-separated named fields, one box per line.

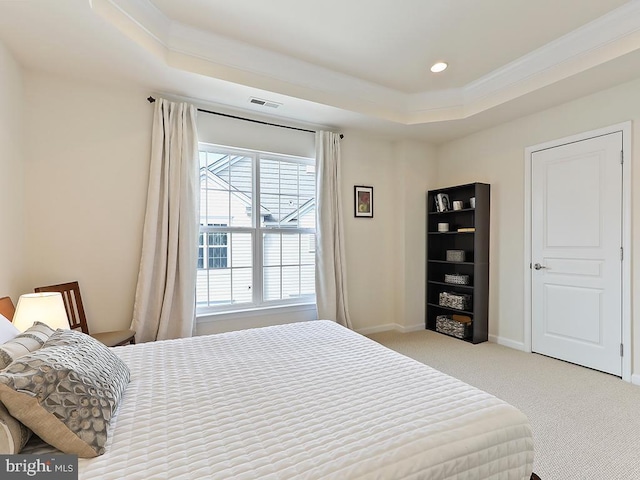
xmin=208 ymin=231 xmax=228 ymax=269
xmin=198 ymin=225 xmax=229 ymax=269
xmin=197 ymin=145 xmax=316 ymax=312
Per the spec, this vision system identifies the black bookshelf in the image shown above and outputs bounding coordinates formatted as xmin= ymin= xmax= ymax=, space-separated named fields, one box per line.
xmin=426 ymin=182 xmax=490 ymax=344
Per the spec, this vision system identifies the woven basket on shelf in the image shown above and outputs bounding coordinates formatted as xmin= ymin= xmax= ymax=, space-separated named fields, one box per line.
xmin=444 ymin=274 xmax=469 ymax=285
xmin=446 ymin=250 xmax=465 ymax=262
xmin=436 ymin=315 xmax=472 ymax=339
xmin=438 ymin=291 xmax=472 ymax=310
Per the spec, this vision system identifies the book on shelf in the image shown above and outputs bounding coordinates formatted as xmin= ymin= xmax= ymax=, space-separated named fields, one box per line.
xmin=457 ymin=227 xmax=475 ymax=232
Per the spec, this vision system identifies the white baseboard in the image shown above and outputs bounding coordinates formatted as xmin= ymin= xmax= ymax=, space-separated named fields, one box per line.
xmin=398 ymin=323 xmax=426 ymax=333
xmin=487 ymin=339 xmax=640 ymax=386
xmin=356 ymin=324 xmax=397 ymax=335
xmin=357 ymin=323 xmax=425 ymax=336
xmin=488 ymin=334 xmax=528 ymax=352
xmin=415 ymin=331 xmax=640 ymax=384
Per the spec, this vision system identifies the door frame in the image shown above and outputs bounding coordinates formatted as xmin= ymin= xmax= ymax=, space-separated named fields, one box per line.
xmin=523 ymin=121 xmax=632 ymax=382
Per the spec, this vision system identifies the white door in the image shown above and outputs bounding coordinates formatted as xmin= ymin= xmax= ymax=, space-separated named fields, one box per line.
xmin=531 ymin=132 xmax=622 ymax=376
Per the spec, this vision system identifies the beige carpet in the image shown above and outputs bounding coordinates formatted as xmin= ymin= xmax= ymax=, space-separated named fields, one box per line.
xmin=368 ymin=329 xmax=640 ymax=480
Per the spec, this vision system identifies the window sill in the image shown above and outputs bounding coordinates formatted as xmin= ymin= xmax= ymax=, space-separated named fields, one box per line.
xmin=196 ymin=302 xmax=317 ymax=324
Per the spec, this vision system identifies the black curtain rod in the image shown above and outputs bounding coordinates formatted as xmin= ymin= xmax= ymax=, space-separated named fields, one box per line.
xmin=147 ymin=96 xmax=343 ymax=139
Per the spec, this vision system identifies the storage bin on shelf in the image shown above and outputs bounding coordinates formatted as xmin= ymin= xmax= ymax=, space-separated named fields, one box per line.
xmin=446 ymin=250 xmax=465 ymax=262
xmin=436 ymin=315 xmax=472 ymax=339
xmin=444 ymin=273 xmax=470 ymax=285
xmin=439 ymin=291 xmax=472 ymax=310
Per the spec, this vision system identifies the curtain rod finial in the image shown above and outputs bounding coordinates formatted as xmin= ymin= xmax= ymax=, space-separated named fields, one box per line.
xmin=147 ymin=96 xmax=156 ymax=103
xmin=340 ymin=134 xmax=344 ymax=139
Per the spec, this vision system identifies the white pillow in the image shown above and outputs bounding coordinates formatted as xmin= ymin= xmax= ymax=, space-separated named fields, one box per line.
xmin=0 ymin=315 xmax=18 ymax=345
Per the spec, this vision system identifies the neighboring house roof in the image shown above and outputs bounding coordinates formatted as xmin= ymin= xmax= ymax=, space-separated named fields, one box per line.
xmin=276 ymin=198 xmax=315 ymax=225
xmin=200 ymin=156 xmax=314 ymax=227
xmin=201 ymin=169 xmax=267 ymax=216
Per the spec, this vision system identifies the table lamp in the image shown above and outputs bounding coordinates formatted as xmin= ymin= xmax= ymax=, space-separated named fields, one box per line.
xmin=12 ymin=292 xmax=71 ymax=332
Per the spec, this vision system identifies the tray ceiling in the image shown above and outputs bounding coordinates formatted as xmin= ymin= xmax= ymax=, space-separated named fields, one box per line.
xmin=1 ymin=0 xmax=639 ymax=142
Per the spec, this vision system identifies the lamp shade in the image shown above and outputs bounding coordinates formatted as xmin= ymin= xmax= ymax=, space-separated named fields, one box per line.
xmin=13 ymin=292 xmax=71 ymax=332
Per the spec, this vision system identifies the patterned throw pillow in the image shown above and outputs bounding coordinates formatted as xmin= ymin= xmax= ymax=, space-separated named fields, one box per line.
xmin=0 ymin=329 xmax=131 ymax=457
xmin=0 ymin=402 xmax=31 ymax=454
xmin=0 ymin=322 xmax=53 ymax=454
xmin=0 ymin=321 xmax=56 ymax=369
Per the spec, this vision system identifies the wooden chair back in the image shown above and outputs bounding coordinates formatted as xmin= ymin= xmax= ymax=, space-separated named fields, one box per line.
xmin=34 ymin=282 xmax=90 ymax=334
xmin=0 ymin=296 xmax=15 ymax=321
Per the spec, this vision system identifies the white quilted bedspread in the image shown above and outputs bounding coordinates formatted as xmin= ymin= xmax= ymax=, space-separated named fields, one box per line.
xmin=24 ymin=320 xmax=534 ymax=479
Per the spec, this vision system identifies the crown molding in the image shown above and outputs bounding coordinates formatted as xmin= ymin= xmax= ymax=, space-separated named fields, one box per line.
xmin=458 ymin=0 xmax=640 ymax=119
xmin=92 ymin=0 xmax=640 ymax=125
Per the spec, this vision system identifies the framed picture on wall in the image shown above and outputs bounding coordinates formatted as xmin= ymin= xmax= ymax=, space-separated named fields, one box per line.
xmin=354 ymin=185 xmax=373 ymax=218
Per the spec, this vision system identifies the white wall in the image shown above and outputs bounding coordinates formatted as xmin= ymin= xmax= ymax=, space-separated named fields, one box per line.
xmin=393 ymin=140 xmax=438 ymax=332
xmin=340 ymin=134 xmax=438 ymax=333
xmin=11 ymin=78 xmax=437 ymax=337
xmin=5 ymin=58 xmax=639 ymax=381
xmin=197 ymin=111 xmax=316 ymax=158
xmin=437 ymin=76 xmax=640 ymax=376
xmin=18 ymin=67 xmax=637 ymax=371
xmin=23 ymin=73 xmax=152 ymax=334
xmin=340 ymin=134 xmax=395 ymax=332
xmin=0 ymin=41 xmax=26 ymax=302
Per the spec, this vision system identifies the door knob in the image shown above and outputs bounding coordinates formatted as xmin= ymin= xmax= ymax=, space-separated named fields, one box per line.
xmin=533 ymin=263 xmax=547 ymax=270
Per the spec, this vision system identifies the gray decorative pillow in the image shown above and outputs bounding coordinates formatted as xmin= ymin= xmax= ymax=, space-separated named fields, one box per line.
xmin=0 ymin=321 xmax=56 ymax=369
xmin=0 ymin=329 xmax=130 ymax=457
xmin=0 ymin=402 xmax=31 ymax=454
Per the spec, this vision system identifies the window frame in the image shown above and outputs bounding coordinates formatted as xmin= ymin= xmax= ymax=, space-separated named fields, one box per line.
xmin=197 ymin=143 xmax=316 ymax=315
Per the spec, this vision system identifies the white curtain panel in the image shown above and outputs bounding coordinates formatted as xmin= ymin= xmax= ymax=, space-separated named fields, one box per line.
xmin=315 ymin=131 xmax=353 ymax=329
xmin=131 ymin=99 xmax=199 ymax=342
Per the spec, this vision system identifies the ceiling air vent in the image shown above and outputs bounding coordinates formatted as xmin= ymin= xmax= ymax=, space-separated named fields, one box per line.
xmin=249 ymin=97 xmax=282 ymax=109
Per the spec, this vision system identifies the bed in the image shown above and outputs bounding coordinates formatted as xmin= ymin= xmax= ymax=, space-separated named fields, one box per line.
xmin=11 ymin=319 xmax=534 ymax=479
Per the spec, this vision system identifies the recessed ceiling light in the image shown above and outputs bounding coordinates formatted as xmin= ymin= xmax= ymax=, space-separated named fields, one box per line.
xmin=430 ymin=62 xmax=448 ymax=73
